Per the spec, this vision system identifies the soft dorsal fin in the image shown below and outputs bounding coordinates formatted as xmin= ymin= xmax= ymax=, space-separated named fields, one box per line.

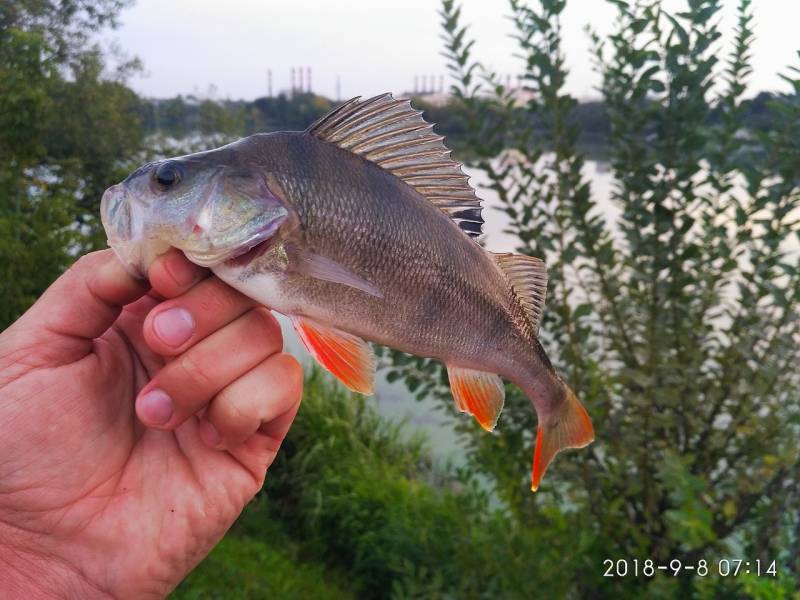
xmin=306 ymin=94 xmax=484 ymax=239
xmin=493 ymin=253 xmax=548 ymax=334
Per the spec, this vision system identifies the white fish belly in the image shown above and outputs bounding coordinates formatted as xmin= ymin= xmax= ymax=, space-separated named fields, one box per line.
xmin=212 ymin=264 xmax=297 ymax=317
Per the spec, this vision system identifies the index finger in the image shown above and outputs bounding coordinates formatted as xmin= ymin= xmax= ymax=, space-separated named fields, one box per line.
xmin=147 ymin=249 xmax=208 ymax=299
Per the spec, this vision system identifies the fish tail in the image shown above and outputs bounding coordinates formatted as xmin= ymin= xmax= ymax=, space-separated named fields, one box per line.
xmin=488 ymin=250 xmax=594 ymax=489
xmin=530 ymin=382 xmax=594 ymax=492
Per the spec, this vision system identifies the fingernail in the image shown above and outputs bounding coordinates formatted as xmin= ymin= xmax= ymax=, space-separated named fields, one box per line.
xmin=153 ymin=307 xmax=194 ymax=347
xmin=166 ymin=254 xmax=198 ymax=287
xmin=137 ymin=389 xmax=174 ymax=426
xmin=199 ymin=420 xmax=222 ymax=448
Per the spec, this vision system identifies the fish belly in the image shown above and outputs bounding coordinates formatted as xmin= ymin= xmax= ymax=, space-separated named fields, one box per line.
xmin=212 ymin=264 xmax=298 ymax=317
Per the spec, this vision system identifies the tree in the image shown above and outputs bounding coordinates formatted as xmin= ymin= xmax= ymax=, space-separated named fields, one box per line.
xmin=387 ymin=1 xmax=799 ymax=595
xmin=0 ymin=0 xmax=145 ymax=327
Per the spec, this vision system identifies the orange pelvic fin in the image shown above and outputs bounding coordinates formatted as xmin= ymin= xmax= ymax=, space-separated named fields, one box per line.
xmin=292 ymin=317 xmax=375 ymax=395
xmin=447 ymin=365 xmax=505 ymax=431
xmin=531 ymin=385 xmax=594 ymax=492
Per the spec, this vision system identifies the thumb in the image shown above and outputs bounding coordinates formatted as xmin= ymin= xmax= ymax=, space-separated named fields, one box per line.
xmin=11 ymin=250 xmax=149 ymax=362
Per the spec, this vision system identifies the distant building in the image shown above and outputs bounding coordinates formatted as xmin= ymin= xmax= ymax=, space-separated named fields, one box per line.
xmin=407 ymin=91 xmax=451 ymax=107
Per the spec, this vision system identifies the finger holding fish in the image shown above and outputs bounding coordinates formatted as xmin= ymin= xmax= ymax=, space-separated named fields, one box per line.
xmin=142 ymin=273 xmax=258 ymax=356
xmin=147 ymin=248 xmax=209 ymax=299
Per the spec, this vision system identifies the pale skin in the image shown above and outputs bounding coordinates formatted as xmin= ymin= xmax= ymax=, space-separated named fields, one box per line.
xmin=0 ymin=249 xmax=304 ymax=598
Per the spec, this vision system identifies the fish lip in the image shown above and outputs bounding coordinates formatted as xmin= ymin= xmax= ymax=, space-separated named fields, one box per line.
xmin=108 ymin=242 xmax=147 ymax=279
xmin=101 ymin=183 xmax=149 ymax=278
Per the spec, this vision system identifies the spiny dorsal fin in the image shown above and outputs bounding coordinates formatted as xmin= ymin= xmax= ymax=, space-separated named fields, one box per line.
xmin=306 ymin=94 xmax=484 ymax=239
xmin=493 ymin=253 xmax=548 ymax=334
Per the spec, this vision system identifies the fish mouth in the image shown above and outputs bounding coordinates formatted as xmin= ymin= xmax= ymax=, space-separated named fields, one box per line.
xmin=224 ymin=232 xmax=279 ymax=267
xmin=101 ymin=183 xmax=152 ymax=278
xmin=183 ymin=212 xmax=288 ymax=267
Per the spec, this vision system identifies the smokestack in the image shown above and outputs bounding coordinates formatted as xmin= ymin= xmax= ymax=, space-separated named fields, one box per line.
xmin=439 ymin=75 xmax=444 ymax=93
xmin=267 ymin=69 xmax=272 ymax=97
xmin=298 ymin=67 xmax=304 ymax=94
xmin=336 ymin=75 xmax=341 ymax=101
xmin=290 ymin=68 xmax=295 ymax=96
xmin=413 ymin=75 xmax=418 ymax=94
xmin=307 ymin=66 xmax=311 ymax=93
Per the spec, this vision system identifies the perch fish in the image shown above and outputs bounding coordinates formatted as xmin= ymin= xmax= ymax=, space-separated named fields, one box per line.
xmin=101 ymin=94 xmax=594 ymax=490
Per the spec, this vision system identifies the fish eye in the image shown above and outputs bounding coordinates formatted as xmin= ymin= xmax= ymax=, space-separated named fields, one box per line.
xmin=154 ymin=161 xmax=184 ymax=189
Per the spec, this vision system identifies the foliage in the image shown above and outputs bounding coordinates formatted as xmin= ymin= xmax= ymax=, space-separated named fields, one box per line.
xmin=176 ymin=372 xmax=573 ymax=598
xmin=260 ymin=371 xmax=577 ymax=599
xmin=0 ymin=0 xmax=131 ymax=62
xmin=0 ymin=0 xmax=148 ymax=327
xmin=173 ymin=502 xmax=354 ymax=600
xmin=382 ymin=0 xmax=800 ymax=596
xmin=137 ymin=92 xmax=334 ymax=139
xmin=133 ymin=88 xmax=791 ymax=158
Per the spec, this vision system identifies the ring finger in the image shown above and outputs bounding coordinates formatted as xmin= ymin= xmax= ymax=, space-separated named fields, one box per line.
xmin=198 ymin=352 xmax=304 ymax=450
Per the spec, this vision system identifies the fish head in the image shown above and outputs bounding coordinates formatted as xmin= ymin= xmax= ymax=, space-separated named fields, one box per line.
xmin=101 ymin=146 xmax=289 ymax=278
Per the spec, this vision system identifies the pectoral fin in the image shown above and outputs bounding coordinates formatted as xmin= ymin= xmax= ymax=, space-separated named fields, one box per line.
xmin=292 ymin=317 xmax=375 ymax=394
xmin=290 ymin=247 xmax=383 ymax=298
xmin=447 ymin=365 xmax=505 ymax=431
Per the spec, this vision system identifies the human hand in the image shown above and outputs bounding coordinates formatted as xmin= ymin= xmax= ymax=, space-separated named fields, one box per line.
xmin=0 ymin=249 xmax=303 ymax=598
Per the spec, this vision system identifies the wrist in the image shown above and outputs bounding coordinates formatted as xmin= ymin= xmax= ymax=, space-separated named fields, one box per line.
xmin=0 ymin=525 xmax=112 ymax=599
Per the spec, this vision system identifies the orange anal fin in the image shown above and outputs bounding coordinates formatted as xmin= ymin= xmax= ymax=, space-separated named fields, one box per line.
xmin=292 ymin=317 xmax=375 ymax=395
xmin=531 ymin=386 xmax=594 ymax=492
xmin=447 ymin=365 xmax=505 ymax=431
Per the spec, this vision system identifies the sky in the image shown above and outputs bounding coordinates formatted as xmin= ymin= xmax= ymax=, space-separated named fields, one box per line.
xmin=109 ymin=0 xmax=800 ymax=102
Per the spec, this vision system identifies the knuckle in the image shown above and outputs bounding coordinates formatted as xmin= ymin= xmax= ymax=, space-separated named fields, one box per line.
xmin=249 ymin=307 xmax=282 ymax=345
xmin=215 ymin=387 xmax=255 ymax=427
xmin=70 ymin=252 xmax=102 ymax=276
xmin=276 ymin=353 xmax=304 ymax=397
xmin=197 ymin=281 xmax=240 ymax=316
xmin=177 ymin=352 xmax=215 ymax=393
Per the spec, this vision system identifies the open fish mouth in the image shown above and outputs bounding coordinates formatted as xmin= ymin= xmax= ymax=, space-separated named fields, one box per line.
xmin=183 ymin=212 xmax=288 ymax=267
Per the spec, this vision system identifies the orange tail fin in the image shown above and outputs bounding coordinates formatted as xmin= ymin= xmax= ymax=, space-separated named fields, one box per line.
xmin=531 ymin=386 xmax=594 ymax=492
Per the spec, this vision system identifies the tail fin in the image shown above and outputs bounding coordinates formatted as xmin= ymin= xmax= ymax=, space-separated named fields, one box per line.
xmin=531 ymin=385 xmax=594 ymax=492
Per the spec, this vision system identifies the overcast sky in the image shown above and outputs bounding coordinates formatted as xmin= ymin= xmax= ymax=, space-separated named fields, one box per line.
xmin=110 ymin=0 xmax=800 ymax=101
